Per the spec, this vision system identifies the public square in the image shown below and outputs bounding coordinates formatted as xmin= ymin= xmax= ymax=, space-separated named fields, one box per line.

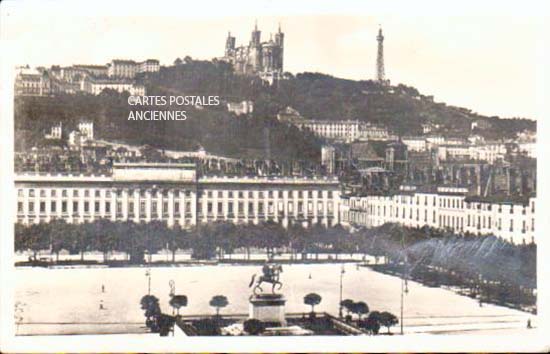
xmin=14 ymin=263 xmax=535 ymax=336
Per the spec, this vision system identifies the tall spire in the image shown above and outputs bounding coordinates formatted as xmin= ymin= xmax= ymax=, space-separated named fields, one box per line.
xmin=376 ymin=25 xmax=386 ymax=83
xmin=251 ymin=20 xmax=261 ymax=46
xmin=278 ymin=22 xmax=282 ymax=33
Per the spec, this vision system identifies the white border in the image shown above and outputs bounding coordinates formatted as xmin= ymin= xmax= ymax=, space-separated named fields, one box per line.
xmin=1 ymin=0 xmax=549 ymax=352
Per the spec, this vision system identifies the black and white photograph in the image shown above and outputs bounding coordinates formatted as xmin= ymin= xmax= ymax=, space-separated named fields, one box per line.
xmin=0 ymin=0 xmax=548 ymax=352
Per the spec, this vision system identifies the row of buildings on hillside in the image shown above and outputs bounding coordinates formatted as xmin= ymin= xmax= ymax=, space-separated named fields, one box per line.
xmin=44 ymin=121 xmax=95 ymax=146
xmin=402 ymin=135 xmax=535 ymax=161
xmin=14 ymin=58 xmax=157 ymax=96
xmin=277 ymin=106 xmax=393 ymax=142
xmin=277 ymin=106 xmax=536 ymax=164
xmin=51 ymin=59 xmax=159 ymax=80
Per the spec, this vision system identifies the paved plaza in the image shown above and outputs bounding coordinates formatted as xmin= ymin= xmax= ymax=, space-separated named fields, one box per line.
xmin=14 ymin=263 xmax=535 ymax=336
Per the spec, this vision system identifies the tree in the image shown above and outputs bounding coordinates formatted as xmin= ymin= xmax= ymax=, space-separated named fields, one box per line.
xmin=211 ymin=222 xmax=237 ymax=260
xmin=308 ymin=224 xmax=327 ymax=260
xmin=120 ymin=221 xmax=145 ymax=263
xmin=146 ymin=220 xmax=169 ymax=262
xmin=169 ymin=295 xmax=188 ymax=316
xmin=191 ymin=225 xmax=217 ymax=260
xmin=288 ymin=223 xmax=308 ymax=260
xmin=14 ymin=223 xmax=26 ymax=253
xmin=209 ymin=295 xmax=229 ymax=317
xmin=49 ymin=219 xmax=69 ymax=262
xmin=140 ymin=295 xmax=161 ymax=332
xmin=303 ymin=293 xmax=322 ymax=314
xmin=350 ymin=301 xmax=369 ymax=320
xmin=340 ymin=299 xmax=354 ymax=318
xmin=165 ymin=224 xmax=188 ymax=263
xmin=378 ymin=311 xmax=398 ymax=334
xmin=71 ymin=223 xmax=89 ymax=261
xmin=235 ymin=224 xmax=252 ymax=260
xmin=92 ymin=219 xmax=118 ymax=263
xmin=364 ymin=311 xmax=382 ymax=334
xmin=157 ymin=313 xmax=176 ymax=336
xmin=257 ymin=221 xmax=287 ymax=259
xmin=243 ymin=318 xmax=265 ymax=335
xmin=22 ymin=223 xmax=50 ymax=261
xmin=325 ymin=224 xmax=348 ymax=259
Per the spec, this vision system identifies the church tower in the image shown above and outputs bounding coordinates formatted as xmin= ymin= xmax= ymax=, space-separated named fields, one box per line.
xmin=274 ymin=23 xmax=285 ymax=72
xmin=376 ymin=26 xmax=386 ymax=83
xmin=249 ymin=21 xmax=262 ymax=73
xmin=250 ymin=20 xmax=261 ymax=47
xmin=225 ymin=31 xmax=235 ymax=57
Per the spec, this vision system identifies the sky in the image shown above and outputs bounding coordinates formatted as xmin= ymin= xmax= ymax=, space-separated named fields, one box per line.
xmin=1 ymin=0 xmax=548 ymax=120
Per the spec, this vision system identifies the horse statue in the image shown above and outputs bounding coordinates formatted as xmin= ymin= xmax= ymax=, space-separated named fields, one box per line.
xmin=249 ymin=263 xmax=283 ymax=295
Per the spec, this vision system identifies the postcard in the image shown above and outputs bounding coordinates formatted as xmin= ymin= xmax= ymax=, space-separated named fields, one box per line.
xmin=0 ymin=0 xmax=548 ymax=352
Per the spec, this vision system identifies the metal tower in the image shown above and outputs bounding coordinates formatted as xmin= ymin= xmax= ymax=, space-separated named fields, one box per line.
xmin=376 ymin=26 xmax=386 ymax=83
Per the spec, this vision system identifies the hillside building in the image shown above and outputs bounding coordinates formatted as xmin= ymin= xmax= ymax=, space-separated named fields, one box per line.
xmin=222 ymin=23 xmax=284 ymax=84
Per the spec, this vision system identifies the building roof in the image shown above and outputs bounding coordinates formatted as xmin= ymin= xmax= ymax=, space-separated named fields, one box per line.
xmin=17 ymin=73 xmax=42 ymax=80
xmin=111 ymin=59 xmax=137 ymax=65
xmin=73 ymin=65 xmax=109 ymax=69
xmin=88 ymin=78 xmax=136 ymax=84
xmin=351 ymin=142 xmax=383 ymax=161
xmin=465 ymin=194 xmax=535 ymax=205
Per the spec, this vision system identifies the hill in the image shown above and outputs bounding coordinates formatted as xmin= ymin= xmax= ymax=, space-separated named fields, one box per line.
xmin=145 ymin=59 xmax=535 ymax=137
xmin=14 ymin=58 xmax=536 ymax=160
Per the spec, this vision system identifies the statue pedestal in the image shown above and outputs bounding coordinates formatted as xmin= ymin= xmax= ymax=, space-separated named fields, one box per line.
xmin=249 ymin=294 xmax=286 ymax=326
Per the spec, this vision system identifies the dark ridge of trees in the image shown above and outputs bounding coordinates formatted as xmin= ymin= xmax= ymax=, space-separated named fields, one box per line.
xmin=15 ymin=220 xmax=536 ymax=290
xmin=16 ymin=219 xmax=536 ymax=310
xmin=14 ymin=91 xmax=322 ymax=162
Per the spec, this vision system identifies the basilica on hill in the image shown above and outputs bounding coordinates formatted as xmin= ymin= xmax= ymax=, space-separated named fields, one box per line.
xmin=222 ymin=22 xmax=284 ymax=84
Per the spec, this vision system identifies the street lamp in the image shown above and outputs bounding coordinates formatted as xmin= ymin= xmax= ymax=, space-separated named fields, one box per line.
xmin=145 ymin=268 xmax=151 ymax=295
xmin=339 ymin=264 xmax=345 ymax=318
xmin=400 ymin=231 xmax=409 ymax=335
xmin=169 ymin=280 xmax=176 ymax=316
xmin=400 ymin=257 xmax=407 ymax=335
xmin=169 ymin=279 xmax=175 ymax=297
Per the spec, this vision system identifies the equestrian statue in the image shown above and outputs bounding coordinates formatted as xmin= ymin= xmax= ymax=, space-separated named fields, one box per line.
xmin=249 ymin=262 xmax=283 ymax=295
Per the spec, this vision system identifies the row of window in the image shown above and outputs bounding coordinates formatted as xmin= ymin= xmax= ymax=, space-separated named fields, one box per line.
xmin=202 ymin=190 xmax=335 ymax=199
xmin=18 ymin=188 xmax=194 ymax=198
xmin=18 ymin=200 xmax=193 ymax=216
xmin=18 ymin=188 xmax=336 ymax=199
xmin=367 ymin=205 xmax=437 ymax=223
xmin=347 ymin=204 xmax=535 ymax=234
xmin=353 ymin=197 xmax=535 ymax=216
xmin=202 ymin=201 xmax=334 ymax=214
xmin=18 ymin=200 xmax=335 ymax=217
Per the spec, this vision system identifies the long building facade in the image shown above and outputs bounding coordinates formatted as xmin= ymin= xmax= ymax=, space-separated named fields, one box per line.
xmin=294 ymin=120 xmax=391 ymax=142
xmin=15 ymin=163 xmax=535 ymax=245
xmin=15 ymin=163 xmax=341 ymax=228
xmin=340 ymin=186 xmax=536 ymax=245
